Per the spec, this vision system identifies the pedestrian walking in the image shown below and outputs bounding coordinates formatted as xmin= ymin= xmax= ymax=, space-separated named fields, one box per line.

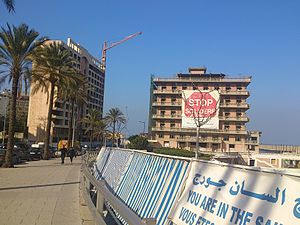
xmin=69 ymin=147 xmax=75 ymax=164
xmin=61 ymin=146 xmax=67 ymax=164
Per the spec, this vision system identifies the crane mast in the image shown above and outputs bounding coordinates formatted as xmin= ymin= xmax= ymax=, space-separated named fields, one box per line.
xmin=101 ymin=32 xmax=142 ymax=66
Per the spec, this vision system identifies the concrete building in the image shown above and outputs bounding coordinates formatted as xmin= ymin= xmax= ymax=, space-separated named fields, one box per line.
xmin=149 ymin=67 xmax=260 ymax=153
xmin=27 ymin=38 xmax=105 ymax=144
xmin=0 ymin=90 xmax=29 ymax=140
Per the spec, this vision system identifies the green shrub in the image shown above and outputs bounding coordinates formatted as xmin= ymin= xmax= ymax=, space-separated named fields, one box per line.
xmin=154 ymin=147 xmax=212 ymax=160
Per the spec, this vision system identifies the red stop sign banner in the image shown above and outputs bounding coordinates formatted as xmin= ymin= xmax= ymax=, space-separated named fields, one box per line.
xmin=182 ymin=90 xmax=220 ymax=129
xmin=184 ymin=92 xmax=218 ymax=118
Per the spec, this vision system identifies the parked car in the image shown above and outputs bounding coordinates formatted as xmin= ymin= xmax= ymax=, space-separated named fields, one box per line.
xmin=14 ymin=142 xmax=30 ymax=161
xmin=29 ymin=147 xmax=42 ymax=160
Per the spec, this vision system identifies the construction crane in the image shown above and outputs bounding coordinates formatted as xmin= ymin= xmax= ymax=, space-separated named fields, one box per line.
xmin=101 ymin=31 xmax=142 ymax=67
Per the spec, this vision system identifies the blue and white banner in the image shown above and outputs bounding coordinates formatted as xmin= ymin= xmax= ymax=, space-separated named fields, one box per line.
xmin=170 ymin=160 xmax=300 ymax=225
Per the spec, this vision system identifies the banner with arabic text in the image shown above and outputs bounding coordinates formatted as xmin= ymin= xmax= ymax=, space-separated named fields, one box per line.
xmin=169 ymin=160 xmax=300 ymax=225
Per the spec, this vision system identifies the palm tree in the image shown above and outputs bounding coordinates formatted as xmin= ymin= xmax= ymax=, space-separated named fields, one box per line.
xmin=60 ymin=75 xmax=87 ymax=150
xmin=0 ymin=24 xmax=43 ymax=167
xmin=2 ymin=0 xmax=14 ymax=12
xmin=105 ymin=107 xmax=126 ymax=147
xmin=82 ymin=109 xmax=102 ymax=150
xmin=31 ymin=42 xmax=78 ymax=159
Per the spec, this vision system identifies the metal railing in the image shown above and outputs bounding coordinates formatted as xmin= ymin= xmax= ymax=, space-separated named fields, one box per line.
xmin=81 ymin=151 xmax=156 ymax=225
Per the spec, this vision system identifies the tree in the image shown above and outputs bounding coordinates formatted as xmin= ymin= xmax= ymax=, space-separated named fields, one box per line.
xmin=60 ymin=74 xmax=87 ymax=150
xmin=31 ymin=41 xmax=78 ymax=159
xmin=0 ymin=24 xmax=43 ymax=167
xmin=128 ymin=135 xmax=149 ymax=150
xmin=2 ymin=0 xmax=14 ymax=13
xmin=105 ymin=107 xmax=126 ymax=147
xmin=82 ymin=109 xmax=102 ymax=150
xmin=182 ymin=86 xmax=220 ymax=158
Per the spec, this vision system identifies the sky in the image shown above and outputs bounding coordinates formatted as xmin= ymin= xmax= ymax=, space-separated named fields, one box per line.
xmin=1 ymin=0 xmax=300 ymax=145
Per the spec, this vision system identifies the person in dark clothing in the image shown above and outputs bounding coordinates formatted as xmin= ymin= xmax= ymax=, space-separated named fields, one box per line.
xmin=69 ymin=148 xmax=75 ymax=164
xmin=61 ymin=146 xmax=67 ymax=164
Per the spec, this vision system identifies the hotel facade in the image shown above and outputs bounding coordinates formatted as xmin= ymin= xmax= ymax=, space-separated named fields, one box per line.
xmin=27 ymin=38 xmax=105 ymax=144
xmin=149 ymin=67 xmax=260 ymax=153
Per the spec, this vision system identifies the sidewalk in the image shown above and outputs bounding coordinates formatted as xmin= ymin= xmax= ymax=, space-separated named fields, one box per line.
xmin=0 ymin=157 xmax=82 ymax=225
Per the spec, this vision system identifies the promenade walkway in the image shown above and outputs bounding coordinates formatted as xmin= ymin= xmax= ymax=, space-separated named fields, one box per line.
xmin=0 ymin=157 xmax=82 ymax=225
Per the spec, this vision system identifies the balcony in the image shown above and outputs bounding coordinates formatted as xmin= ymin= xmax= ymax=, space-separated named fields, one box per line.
xmin=220 ymin=103 xmax=249 ymax=109
xmin=152 ymin=127 xmax=248 ymax=135
xmin=152 ymin=101 xmax=181 ymax=107
xmin=152 ymin=114 xmax=181 ymax=119
xmin=220 ymin=90 xmax=250 ymax=96
xmin=153 ymin=89 xmax=182 ymax=95
xmin=219 ymin=116 xmax=249 ymax=122
xmin=176 ymin=136 xmax=223 ymax=143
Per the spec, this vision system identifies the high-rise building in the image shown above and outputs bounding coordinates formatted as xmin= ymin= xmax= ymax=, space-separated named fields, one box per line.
xmin=149 ymin=67 xmax=260 ymax=153
xmin=27 ymin=38 xmax=105 ymax=144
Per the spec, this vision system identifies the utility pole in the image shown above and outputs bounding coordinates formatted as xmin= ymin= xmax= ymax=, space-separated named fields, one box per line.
xmin=138 ymin=121 xmax=145 ymax=134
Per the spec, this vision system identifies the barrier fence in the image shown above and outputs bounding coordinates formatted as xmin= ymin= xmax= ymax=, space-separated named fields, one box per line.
xmin=81 ymin=148 xmax=300 ymax=225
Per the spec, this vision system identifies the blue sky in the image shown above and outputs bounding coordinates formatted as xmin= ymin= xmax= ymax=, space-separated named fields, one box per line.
xmin=1 ymin=0 xmax=300 ymax=145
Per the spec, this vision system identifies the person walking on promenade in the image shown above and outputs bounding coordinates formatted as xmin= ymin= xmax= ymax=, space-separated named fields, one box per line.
xmin=69 ymin=147 xmax=75 ymax=164
xmin=61 ymin=146 xmax=67 ymax=164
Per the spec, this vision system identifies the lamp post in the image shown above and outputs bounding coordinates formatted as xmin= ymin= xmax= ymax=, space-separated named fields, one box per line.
xmin=138 ymin=121 xmax=145 ymax=134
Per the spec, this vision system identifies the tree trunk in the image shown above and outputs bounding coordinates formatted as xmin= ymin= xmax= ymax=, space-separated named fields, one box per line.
xmin=43 ymin=82 xmax=55 ymax=159
xmin=67 ymin=100 xmax=74 ymax=150
xmin=90 ymin=129 xmax=93 ymax=150
xmin=3 ymin=76 xmax=19 ymax=168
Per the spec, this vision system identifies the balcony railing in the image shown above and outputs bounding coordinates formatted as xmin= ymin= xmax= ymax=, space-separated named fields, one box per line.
xmin=153 ymin=77 xmax=251 ymax=83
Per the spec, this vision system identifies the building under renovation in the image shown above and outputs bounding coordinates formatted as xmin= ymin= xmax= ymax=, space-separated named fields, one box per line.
xmin=149 ymin=67 xmax=261 ymax=153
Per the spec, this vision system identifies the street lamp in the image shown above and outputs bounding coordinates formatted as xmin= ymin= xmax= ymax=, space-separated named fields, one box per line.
xmin=138 ymin=121 xmax=145 ymax=134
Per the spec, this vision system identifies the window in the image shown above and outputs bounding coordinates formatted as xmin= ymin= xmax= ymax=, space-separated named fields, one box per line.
xmin=193 ymin=86 xmax=198 ymax=90
xmin=161 ymin=98 xmax=166 ymax=102
xmin=214 ymin=85 xmax=219 ymax=90
xmin=160 ymin=123 xmax=165 ymax=128
xmin=226 ymin=85 xmax=231 ymax=91
xmin=235 ymin=136 xmax=241 ymax=142
xmin=203 ymin=85 xmax=208 ymax=90
xmin=229 ymin=144 xmax=235 ymax=149
xmin=170 ymin=123 xmax=175 ymax=128
xmin=160 ymin=110 xmax=165 ymax=116
xmin=224 ymin=125 xmax=230 ymax=130
xmin=170 ymin=134 xmax=175 ymax=139
xmin=225 ymin=112 xmax=230 ymax=117
xmin=182 ymin=86 xmax=187 ymax=90
xmin=162 ymin=86 xmax=166 ymax=91
xmin=236 ymin=125 xmax=241 ymax=131
xmin=237 ymin=85 xmax=242 ymax=91
xmin=225 ymin=98 xmax=231 ymax=104
xmin=223 ymin=136 xmax=229 ymax=141
xmin=158 ymin=134 xmax=163 ymax=138
xmin=171 ymin=110 xmax=176 ymax=117
xmin=172 ymin=86 xmax=177 ymax=92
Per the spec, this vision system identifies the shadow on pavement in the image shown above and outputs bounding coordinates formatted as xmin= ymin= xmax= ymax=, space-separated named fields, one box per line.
xmin=0 ymin=181 xmax=80 ymax=191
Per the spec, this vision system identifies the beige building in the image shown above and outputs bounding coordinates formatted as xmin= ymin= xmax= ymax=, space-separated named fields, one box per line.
xmin=28 ymin=38 xmax=105 ymax=144
xmin=149 ymin=67 xmax=260 ymax=153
